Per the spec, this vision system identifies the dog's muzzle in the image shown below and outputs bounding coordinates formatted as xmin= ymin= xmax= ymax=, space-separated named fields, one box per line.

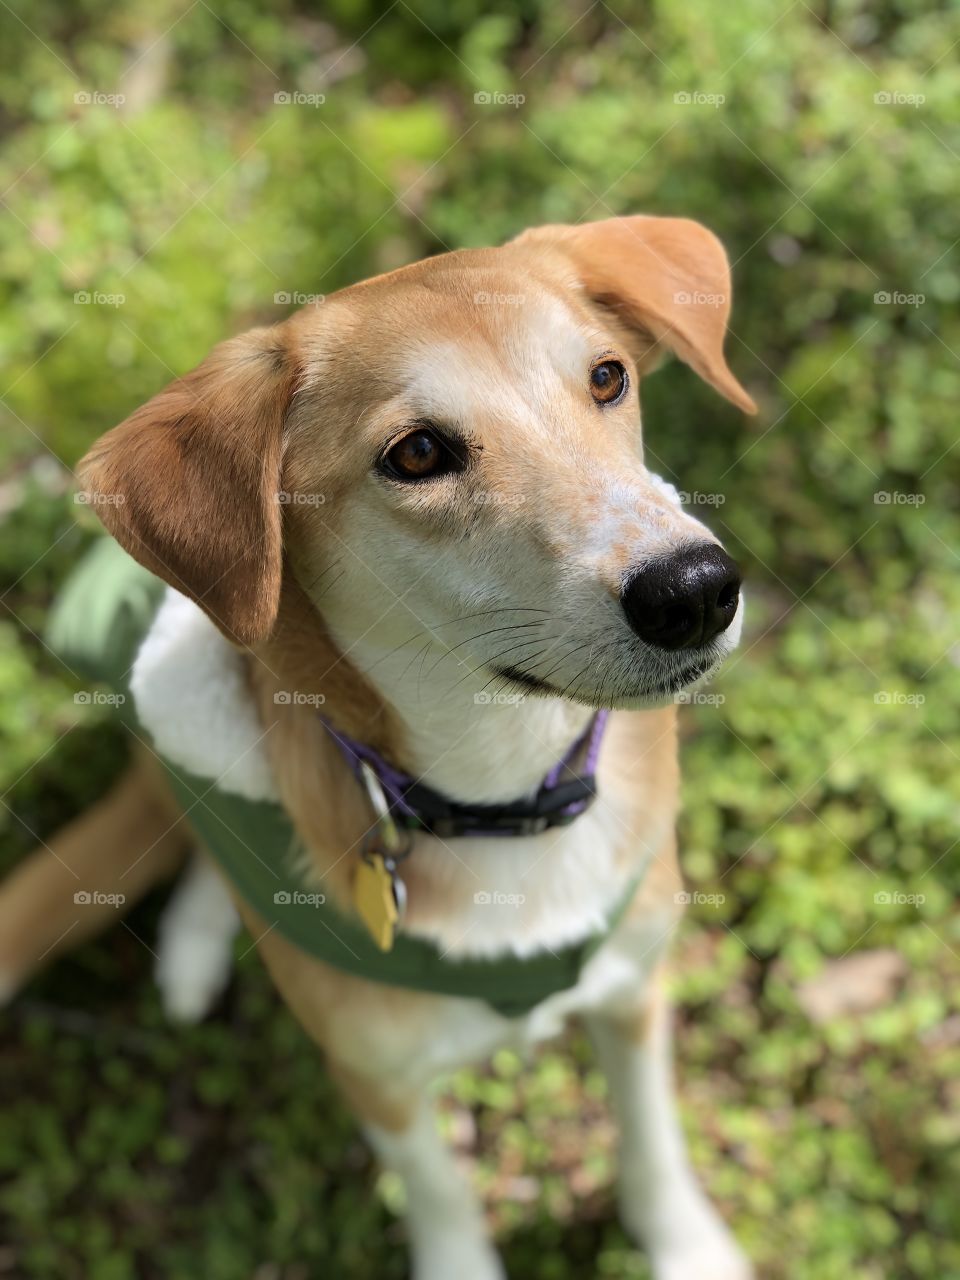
xmin=621 ymin=543 xmax=741 ymax=650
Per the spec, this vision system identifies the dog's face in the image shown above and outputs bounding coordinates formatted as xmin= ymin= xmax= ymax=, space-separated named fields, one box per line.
xmin=80 ymin=216 xmax=756 ymax=711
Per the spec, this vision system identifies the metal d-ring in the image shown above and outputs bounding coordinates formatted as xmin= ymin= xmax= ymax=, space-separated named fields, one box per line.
xmin=357 ymin=760 xmax=413 ymax=863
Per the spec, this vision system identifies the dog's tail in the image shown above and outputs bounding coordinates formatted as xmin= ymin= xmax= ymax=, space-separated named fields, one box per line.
xmin=0 ymin=749 xmax=191 ymax=1003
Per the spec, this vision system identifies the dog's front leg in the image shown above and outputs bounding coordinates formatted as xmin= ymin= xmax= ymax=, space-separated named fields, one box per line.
xmin=586 ymin=981 xmax=752 ymax=1280
xmin=334 ymin=1068 xmax=505 ymax=1280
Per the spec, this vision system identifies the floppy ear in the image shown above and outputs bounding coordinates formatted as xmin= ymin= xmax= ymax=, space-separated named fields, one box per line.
xmin=513 ymin=215 xmax=756 ymax=414
xmin=77 ymin=326 xmax=299 ymax=647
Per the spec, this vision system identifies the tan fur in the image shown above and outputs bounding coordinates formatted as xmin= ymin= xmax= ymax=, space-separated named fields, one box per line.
xmin=2 ymin=215 xmax=756 ymax=1277
xmin=243 ymin=575 xmax=409 ymax=912
xmin=77 ymin=328 xmax=298 ymax=646
xmin=512 ymin=217 xmax=757 ymax=414
xmin=232 ymin=893 xmax=429 ymax=1131
xmin=5 ymin=209 xmax=747 ymax=1032
xmin=0 ymin=750 xmax=189 ymax=994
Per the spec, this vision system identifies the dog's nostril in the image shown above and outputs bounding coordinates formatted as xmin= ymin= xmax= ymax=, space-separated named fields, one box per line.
xmin=621 ymin=544 xmax=741 ymax=651
xmin=716 ymin=580 xmax=739 ymax=612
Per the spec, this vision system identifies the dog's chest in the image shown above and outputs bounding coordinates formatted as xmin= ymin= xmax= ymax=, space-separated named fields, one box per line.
xmin=401 ymin=794 xmax=653 ymax=958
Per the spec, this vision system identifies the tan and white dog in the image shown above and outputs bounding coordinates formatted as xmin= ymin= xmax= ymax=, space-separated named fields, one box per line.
xmin=0 ymin=215 xmax=757 ymax=1280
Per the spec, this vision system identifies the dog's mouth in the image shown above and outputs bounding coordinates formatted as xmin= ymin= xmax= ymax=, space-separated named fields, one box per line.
xmin=492 ymin=658 xmax=714 ymax=705
xmin=494 ymin=664 xmax=560 ymax=695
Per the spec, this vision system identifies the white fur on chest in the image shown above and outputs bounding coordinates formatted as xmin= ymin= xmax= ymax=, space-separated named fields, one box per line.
xmin=403 ymin=798 xmax=641 ymax=958
xmin=131 ymin=592 xmax=654 ymax=968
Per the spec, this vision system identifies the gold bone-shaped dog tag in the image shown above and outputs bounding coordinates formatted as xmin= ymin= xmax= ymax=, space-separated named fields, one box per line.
xmin=353 ymin=851 xmax=401 ymax=952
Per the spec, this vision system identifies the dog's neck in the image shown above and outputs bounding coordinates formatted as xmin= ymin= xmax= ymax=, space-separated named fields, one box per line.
xmin=337 ymin=636 xmax=594 ymax=806
xmin=258 ymin=576 xmax=594 ymax=807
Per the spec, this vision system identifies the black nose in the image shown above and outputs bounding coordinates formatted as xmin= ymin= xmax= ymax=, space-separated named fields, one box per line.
xmin=621 ymin=544 xmax=741 ymax=650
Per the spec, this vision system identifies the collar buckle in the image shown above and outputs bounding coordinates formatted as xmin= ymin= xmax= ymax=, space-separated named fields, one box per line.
xmin=426 ymin=811 xmax=569 ymax=839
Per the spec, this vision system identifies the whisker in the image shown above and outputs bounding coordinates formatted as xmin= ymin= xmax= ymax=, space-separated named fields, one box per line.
xmin=558 ymin=655 xmax=605 ymax=702
xmin=442 ymin=634 xmax=564 ymax=694
xmin=399 ymin=638 xmax=434 ymax=686
xmin=365 ymin=630 xmax=427 ymax=675
xmin=301 ymin=558 xmax=344 ymax=598
xmin=424 ymin=619 xmax=547 ymax=678
xmin=425 ymin=606 xmax=550 ymax=629
xmin=521 ymin=638 xmax=595 ymax=688
xmin=474 ymin=645 xmax=556 ymax=694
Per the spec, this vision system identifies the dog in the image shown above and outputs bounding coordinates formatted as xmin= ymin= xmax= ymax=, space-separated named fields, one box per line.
xmin=0 ymin=214 xmax=757 ymax=1280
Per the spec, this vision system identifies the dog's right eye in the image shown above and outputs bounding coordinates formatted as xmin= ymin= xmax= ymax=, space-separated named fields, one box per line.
xmin=380 ymin=428 xmax=466 ymax=481
xmin=590 ymin=358 xmax=628 ymax=405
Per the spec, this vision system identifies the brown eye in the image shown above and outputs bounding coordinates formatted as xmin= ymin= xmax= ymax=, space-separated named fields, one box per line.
xmin=590 ymin=359 xmax=628 ymax=405
xmin=381 ymin=428 xmax=465 ymax=481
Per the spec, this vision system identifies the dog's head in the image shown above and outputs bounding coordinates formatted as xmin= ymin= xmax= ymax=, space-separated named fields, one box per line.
xmin=79 ymin=215 xmax=755 ymax=711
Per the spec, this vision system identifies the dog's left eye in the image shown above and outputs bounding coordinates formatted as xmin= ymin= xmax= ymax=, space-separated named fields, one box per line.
xmin=590 ymin=359 xmax=628 ymax=405
xmin=381 ymin=428 xmax=466 ymax=481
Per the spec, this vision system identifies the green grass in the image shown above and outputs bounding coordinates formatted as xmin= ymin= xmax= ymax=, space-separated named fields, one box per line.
xmin=1 ymin=2 xmax=959 ymax=1276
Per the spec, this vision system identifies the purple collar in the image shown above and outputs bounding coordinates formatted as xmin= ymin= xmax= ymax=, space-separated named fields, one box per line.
xmin=320 ymin=711 xmax=609 ymax=840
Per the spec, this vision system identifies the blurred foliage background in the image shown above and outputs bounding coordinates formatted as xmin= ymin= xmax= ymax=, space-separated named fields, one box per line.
xmin=1 ymin=1 xmax=958 ymax=1277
